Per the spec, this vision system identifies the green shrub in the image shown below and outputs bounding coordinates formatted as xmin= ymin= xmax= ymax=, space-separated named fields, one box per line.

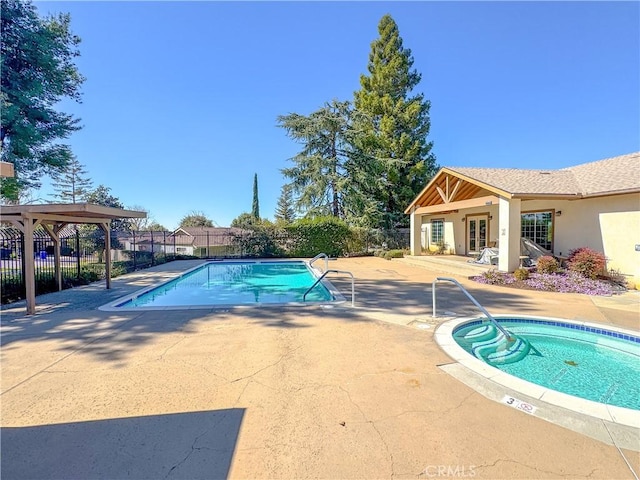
xmin=536 ymin=256 xmax=559 ymax=274
xmin=478 ymin=269 xmax=512 ymax=285
xmin=232 ymin=225 xmax=284 ymax=258
xmin=513 ymin=268 xmax=530 ymax=281
xmin=345 ymin=227 xmax=369 ymax=256
xmin=285 ymin=217 xmax=352 ymax=258
xmin=383 ymin=249 xmax=405 ymax=260
xmin=567 ymin=247 xmax=606 ymax=279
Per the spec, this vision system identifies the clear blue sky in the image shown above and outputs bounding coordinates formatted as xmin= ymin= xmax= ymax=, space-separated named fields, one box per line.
xmin=34 ymin=1 xmax=640 ymax=229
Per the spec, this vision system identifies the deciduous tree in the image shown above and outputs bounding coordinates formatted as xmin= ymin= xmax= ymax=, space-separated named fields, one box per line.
xmin=179 ymin=211 xmax=215 ymax=228
xmin=1 ymin=0 xmax=85 ymax=200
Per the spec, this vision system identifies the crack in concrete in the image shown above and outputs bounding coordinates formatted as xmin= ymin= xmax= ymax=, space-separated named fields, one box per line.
xmin=337 ymin=385 xmax=395 ymax=478
xmin=163 ymin=412 xmax=231 ymax=479
xmin=234 ymin=378 xmax=253 ymax=406
xmin=474 ymin=458 xmax=601 ymax=478
xmin=156 ymin=336 xmax=186 ymax=360
xmin=438 ymin=390 xmax=476 ymax=416
xmin=602 ymin=421 xmax=640 ymax=480
xmin=229 ymin=345 xmax=301 ymax=384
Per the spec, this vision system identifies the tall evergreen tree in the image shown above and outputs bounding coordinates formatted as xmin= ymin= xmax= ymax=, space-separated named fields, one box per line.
xmin=352 ymin=14 xmax=437 ymax=229
xmin=274 ymin=184 xmax=296 ymax=224
xmin=252 ymin=173 xmax=260 ymax=219
xmin=49 ymin=156 xmax=93 ymax=203
xmin=277 ymin=99 xmax=353 ymax=219
xmin=1 ymin=0 xmax=85 ymax=201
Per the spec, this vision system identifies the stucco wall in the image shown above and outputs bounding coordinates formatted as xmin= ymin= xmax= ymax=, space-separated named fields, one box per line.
xmin=523 ymin=194 xmax=639 ymax=267
xmin=419 ymin=193 xmax=640 ymax=284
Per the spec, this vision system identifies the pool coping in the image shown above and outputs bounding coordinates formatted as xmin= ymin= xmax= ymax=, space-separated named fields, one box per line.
xmin=98 ymin=259 xmax=347 ymax=312
xmin=434 ymin=315 xmax=640 ymax=429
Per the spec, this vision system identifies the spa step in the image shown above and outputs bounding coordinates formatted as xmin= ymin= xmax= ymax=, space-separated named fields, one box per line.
xmin=463 ymin=324 xmax=498 ymax=342
xmin=471 ymin=332 xmax=531 ymax=365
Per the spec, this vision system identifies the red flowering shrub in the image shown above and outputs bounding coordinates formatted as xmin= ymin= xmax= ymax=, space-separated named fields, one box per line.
xmin=536 ymin=256 xmax=560 ymax=274
xmin=567 ymin=247 xmax=606 ymax=279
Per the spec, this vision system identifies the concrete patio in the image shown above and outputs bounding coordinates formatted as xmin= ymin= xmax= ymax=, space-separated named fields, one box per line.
xmin=1 ymin=256 xmax=639 ymax=479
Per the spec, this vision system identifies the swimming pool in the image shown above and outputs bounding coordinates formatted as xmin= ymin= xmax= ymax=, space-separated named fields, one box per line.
xmin=435 ymin=316 xmax=640 ymax=425
xmin=100 ymin=260 xmax=343 ymax=310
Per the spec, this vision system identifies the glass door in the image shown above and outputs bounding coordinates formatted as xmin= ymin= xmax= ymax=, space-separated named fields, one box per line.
xmin=467 ymin=215 xmax=488 ymax=255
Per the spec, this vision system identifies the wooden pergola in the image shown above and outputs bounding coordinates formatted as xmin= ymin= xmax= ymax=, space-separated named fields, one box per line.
xmin=1 ymin=203 xmax=146 ymax=314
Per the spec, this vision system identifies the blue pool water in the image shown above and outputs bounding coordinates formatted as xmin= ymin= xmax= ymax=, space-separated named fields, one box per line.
xmin=453 ymin=319 xmax=640 ymax=410
xmin=121 ymin=261 xmax=333 ymax=308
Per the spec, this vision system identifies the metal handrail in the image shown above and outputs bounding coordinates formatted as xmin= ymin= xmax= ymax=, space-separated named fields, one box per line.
xmin=309 ymin=253 xmax=329 ymax=272
xmin=432 ymin=277 xmax=513 ymax=340
xmin=303 ymin=269 xmax=355 ymax=307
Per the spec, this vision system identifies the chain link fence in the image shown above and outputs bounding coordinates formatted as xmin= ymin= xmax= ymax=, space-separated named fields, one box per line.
xmin=0 ymin=226 xmax=409 ymax=304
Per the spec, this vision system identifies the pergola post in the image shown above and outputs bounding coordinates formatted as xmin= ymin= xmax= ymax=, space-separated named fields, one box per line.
xmin=98 ymin=221 xmax=112 ymax=289
xmin=22 ymin=215 xmax=37 ymax=315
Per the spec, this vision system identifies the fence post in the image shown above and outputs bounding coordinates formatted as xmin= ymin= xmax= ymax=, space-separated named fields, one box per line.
xmin=75 ymin=227 xmax=80 ymax=279
xmin=206 ymin=231 xmax=210 ymax=258
xmin=150 ymin=230 xmax=155 ymax=266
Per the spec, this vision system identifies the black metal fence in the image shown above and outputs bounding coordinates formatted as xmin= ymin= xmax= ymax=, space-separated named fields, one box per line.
xmin=0 ymin=226 xmax=410 ymax=304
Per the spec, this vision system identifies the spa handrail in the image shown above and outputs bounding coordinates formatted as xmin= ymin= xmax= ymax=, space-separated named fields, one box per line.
xmin=432 ymin=277 xmax=512 ymax=340
xmin=309 ymin=253 xmax=329 ymax=272
xmin=303 ymin=269 xmax=355 ymax=307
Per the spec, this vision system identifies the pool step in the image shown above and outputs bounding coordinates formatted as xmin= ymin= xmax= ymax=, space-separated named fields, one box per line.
xmin=469 ymin=327 xmax=531 ymax=365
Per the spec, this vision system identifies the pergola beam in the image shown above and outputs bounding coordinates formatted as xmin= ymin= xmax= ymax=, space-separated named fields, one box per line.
xmin=1 ymin=203 xmax=145 ymax=315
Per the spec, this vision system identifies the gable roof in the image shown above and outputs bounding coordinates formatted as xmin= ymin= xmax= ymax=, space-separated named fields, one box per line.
xmin=170 ymin=227 xmax=245 ymax=237
xmin=406 ymin=152 xmax=639 ymax=213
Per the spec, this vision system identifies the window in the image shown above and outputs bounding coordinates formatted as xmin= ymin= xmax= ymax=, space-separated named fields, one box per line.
xmin=431 ymin=219 xmax=444 ymax=245
xmin=521 ymin=211 xmax=553 ymax=250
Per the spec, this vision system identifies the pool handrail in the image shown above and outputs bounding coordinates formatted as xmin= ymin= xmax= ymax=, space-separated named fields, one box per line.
xmin=303 ymin=269 xmax=355 ymax=307
xmin=432 ymin=277 xmax=513 ymax=341
xmin=309 ymin=253 xmax=329 ymax=272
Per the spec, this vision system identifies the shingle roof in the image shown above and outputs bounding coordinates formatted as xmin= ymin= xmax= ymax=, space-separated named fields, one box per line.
xmin=446 ymin=167 xmax=580 ymax=196
xmin=446 ymin=152 xmax=639 ymax=197
xmin=563 ymin=152 xmax=640 ymax=196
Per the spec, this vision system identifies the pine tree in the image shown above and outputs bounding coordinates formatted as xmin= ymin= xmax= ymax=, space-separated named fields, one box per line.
xmin=352 ymin=14 xmax=437 ymax=229
xmin=274 ymin=184 xmax=296 ymax=224
xmin=252 ymin=173 xmax=260 ymax=219
xmin=49 ymin=156 xmax=93 ymax=203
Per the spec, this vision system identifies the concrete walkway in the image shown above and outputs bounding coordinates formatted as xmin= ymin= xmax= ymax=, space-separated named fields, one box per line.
xmin=1 ymin=257 xmax=639 ymax=479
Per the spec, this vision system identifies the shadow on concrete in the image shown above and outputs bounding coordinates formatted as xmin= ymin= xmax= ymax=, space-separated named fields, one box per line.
xmin=332 ymin=276 xmax=546 ymax=318
xmin=1 ymin=408 xmax=244 ymax=480
xmin=0 ymin=272 xmax=553 ymax=366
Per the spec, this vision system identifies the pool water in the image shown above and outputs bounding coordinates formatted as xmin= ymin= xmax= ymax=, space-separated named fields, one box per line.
xmin=123 ymin=261 xmax=333 ymax=308
xmin=454 ymin=320 xmax=640 ymax=410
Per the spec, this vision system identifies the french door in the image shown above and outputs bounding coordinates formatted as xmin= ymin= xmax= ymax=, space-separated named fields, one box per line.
xmin=467 ymin=215 xmax=488 ymax=255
